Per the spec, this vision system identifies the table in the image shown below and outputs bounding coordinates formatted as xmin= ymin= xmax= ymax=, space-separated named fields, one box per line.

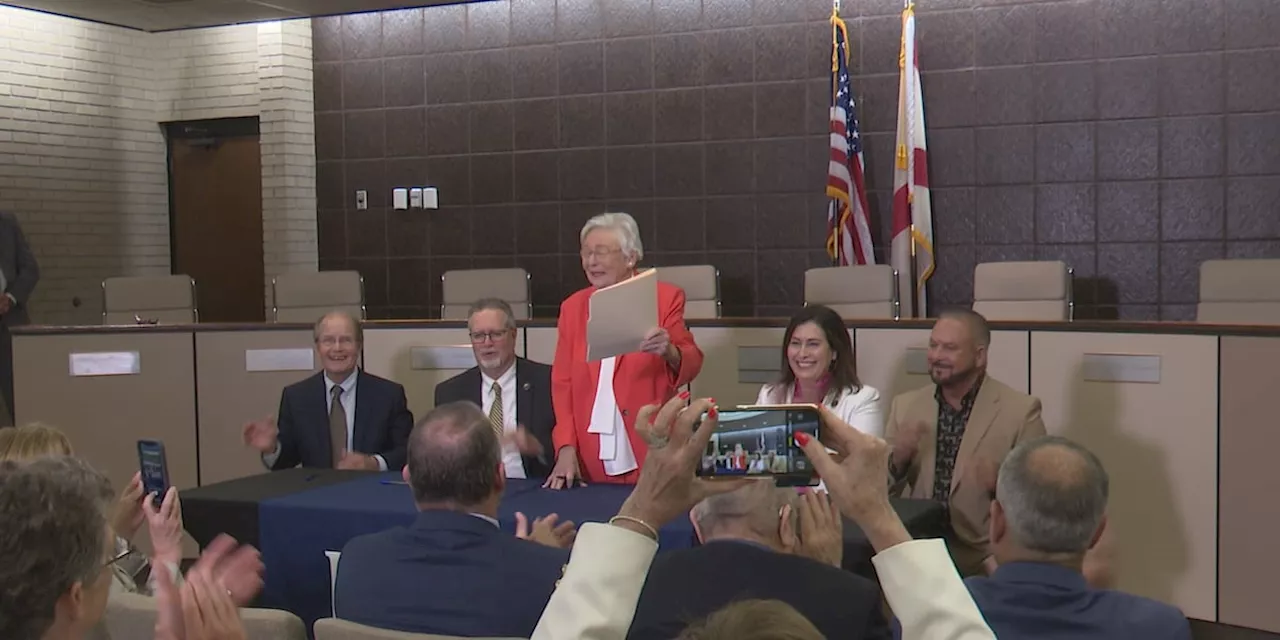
xmin=182 ymin=470 xmax=947 ymax=631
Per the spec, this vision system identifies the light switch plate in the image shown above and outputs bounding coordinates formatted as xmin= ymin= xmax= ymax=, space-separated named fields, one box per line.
xmin=422 ymin=187 xmax=439 ymax=210
xmin=409 ymin=187 xmax=423 ymax=208
xmin=392 ymin=188 xmax=408 ymax=210
xmin=355 ymin=190 xmax=367 ymax=210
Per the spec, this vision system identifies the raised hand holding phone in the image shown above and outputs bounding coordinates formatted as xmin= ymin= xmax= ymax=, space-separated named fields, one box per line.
xmin=137 ymin=439 xmax=170 ymax=508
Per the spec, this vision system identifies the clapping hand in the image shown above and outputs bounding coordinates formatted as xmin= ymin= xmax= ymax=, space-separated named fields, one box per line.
xmin=515 ymin=512 xmax=578 ymax=549
xmin=241 ymin=417 xmax=279 ymax=454
xmin=794 ymin=490 xmax=844 ymax=568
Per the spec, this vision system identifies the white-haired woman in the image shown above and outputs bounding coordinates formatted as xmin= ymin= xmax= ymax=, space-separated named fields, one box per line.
xmin=544 ymin=212 xmax=704 ymax=488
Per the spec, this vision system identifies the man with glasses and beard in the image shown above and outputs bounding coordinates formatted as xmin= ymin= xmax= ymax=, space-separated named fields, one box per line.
xmin=883 ymin=309 xmax=1046 ymax=577
xmin=434 ymin=298 xmax=554 ymax=479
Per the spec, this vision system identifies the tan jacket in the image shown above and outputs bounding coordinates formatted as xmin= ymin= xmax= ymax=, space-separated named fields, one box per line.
xmin=886 ymin=376 xmax=1047 ymax=574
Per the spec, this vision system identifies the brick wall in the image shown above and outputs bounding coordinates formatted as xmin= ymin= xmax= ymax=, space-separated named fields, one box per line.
xmin=0 ymin=6 xmax=317 ymax=324
xmin=312 ymin=0 xmax=1280 ymax=320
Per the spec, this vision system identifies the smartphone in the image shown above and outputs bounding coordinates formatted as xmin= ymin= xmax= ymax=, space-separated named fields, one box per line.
xmin=696 ymin=404 xmax=821 ymax=487
xmin=136 ymin=439 xmax=170 ymax=506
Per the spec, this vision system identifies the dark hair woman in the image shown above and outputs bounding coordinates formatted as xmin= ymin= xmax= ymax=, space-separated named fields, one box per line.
xmin=756 ymin=305 xmax=883 ymax=438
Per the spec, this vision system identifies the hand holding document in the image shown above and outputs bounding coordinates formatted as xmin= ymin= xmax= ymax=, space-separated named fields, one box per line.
xmin=586 ymin=269 xmax=658 ymax=361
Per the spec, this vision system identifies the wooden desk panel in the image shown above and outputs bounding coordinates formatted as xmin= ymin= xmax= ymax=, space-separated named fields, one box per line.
xmin=1031 ymin=332 xmax=1218 ymax=620
xmin=13 ymin=332 xmax=198 ymax=497
xmin=688 ymin=326 xmax=786 ymax=407
xmin=1218 ymin=336 xmax=1280 ymax=632
xmin=194 ymin=330 xmax=317 ymax=486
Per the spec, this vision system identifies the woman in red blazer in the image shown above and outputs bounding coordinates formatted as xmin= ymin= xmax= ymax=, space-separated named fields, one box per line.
xmin=545 ymin=212 xmax=703 ymax=487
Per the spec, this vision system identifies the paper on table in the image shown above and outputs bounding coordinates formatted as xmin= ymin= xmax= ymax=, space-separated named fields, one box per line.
xmin=587 ymin=268 xmax=658 ymax=361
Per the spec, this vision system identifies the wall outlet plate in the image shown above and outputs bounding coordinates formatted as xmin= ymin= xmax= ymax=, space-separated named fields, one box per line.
xmin=355 ymin=190 xmax=367 ymax=210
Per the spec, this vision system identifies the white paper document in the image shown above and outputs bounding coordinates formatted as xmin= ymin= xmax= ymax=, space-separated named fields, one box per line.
xmin=586 ymin=268 xmax=658 ymax=361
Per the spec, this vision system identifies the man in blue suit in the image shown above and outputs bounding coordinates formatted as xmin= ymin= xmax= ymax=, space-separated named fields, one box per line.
xmin=242 ymin=311 xmax=413 ymax=470
xmin=334 ymin=401 xmax=577 ymax=637
xmin=963 ymin=436 xmax=1191 ymax=639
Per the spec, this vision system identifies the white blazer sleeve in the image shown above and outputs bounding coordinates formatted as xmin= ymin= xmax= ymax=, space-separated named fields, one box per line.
xmin=835 ymin=385 xmax=885 ymax=438
xmin=872 ymin=539 xmax=995 ymax=640
xmin=756 ymin=385 xmax=773 ymax=405
xmin=531 ymin=523 xmax=658 ymax=640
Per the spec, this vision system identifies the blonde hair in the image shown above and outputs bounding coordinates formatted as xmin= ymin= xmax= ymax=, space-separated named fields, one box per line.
xmin=0 ymin=423 xmax=74 ymax=462
xmin=678 ymin=600 xmax=823 ymax=640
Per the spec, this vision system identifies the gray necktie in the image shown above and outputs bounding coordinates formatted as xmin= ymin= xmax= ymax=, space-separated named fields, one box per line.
xmin=329 ymin=385 xmax=347 ymax=466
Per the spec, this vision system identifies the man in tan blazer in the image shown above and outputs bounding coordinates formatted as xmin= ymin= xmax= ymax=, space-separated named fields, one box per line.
xmin=886 ymin=309 xmax=1046 ymax=576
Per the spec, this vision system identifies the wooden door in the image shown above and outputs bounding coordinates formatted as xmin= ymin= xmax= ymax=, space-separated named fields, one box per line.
xmin=169 ymin=125 xmax=264 ymax=322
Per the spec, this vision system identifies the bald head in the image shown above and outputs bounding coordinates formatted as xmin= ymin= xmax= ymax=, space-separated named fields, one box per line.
xmin=691 ymin=481 xmax=796 ymax=544
xmin=938 ymin=308 xmax=991 ymax=348
xmin=406 ymin=401 xmax=501 ymax=507
xmin=996 ymin=436 xmax=1108 ymax=554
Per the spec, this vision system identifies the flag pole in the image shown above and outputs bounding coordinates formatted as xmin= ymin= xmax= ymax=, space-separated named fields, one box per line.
xmin=829 ymin=0 xmax=841 ymax=266
xmin=903 ymin=0 xmax=918 ymax=315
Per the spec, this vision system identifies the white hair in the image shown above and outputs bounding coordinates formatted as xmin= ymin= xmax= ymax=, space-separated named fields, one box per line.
xmin=997 ymin=436 xmax=1108 ymax=555
xmin=580 ymin=212 xmax=644 ymax=263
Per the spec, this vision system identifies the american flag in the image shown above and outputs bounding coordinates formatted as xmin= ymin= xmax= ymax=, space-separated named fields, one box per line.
xmin=826 ymin=15 xmax=876 ymax=266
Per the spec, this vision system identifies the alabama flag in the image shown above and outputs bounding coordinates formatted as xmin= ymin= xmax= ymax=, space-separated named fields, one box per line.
xmin=889 ymin=2 xmax=935 ymax=318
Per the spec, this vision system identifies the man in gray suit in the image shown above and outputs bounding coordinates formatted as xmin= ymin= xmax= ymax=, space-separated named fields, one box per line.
xmin=0 ymin=212 xmax=39 ymax=424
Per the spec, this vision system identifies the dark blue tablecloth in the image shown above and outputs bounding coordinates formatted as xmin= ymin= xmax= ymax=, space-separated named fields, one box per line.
xmin=257 ymin=474 xmax=695 ymax=630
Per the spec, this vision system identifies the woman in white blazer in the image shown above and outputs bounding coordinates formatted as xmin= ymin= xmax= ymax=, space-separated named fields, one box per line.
xmin=756 ymin=305 xmax=884 ymax=438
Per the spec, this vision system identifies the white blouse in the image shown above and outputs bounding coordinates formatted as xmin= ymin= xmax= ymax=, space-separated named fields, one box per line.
xmin=755 ymin=383 xmax=885 ymax=439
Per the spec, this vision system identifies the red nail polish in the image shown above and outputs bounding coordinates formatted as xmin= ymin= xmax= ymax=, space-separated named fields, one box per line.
xmin=795 ymin=432 xmax=811 ymax=446
xmin=708 ymin=406 xmax=718 ymax=419
xmin=679 ymin=390 xmax=690 ymax=400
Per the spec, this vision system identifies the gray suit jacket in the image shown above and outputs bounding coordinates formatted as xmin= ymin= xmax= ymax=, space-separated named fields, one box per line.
xmin=0 ymin=211 xmax=38 ymax=326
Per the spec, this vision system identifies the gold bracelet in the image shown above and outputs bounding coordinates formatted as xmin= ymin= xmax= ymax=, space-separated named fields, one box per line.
xmin=609 ymin=515 xmax=659 ymax=540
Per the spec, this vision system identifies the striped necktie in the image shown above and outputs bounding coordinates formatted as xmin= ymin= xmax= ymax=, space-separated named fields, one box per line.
xmin=488 ymin=381 xmax=504 ymax=439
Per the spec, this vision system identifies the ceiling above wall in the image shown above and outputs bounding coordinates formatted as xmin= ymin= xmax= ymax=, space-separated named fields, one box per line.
xmin=0 ymin=0 xmax=473 ymax=32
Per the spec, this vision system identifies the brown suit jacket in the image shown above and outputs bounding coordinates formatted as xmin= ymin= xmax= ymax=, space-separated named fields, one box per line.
xmin=885 ymin=376 xmax=1047 ymax=575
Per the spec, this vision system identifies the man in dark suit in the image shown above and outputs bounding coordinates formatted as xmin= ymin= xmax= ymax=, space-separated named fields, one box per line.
xmin=627 ymin=482 xmax=891 ymax=640
xmin=958 ymin=436 xmax=1191 ymax=639
xmin=434 ymin=298 xmax=554 ymax=478
xmin=0 ymin=212 xmax=38 ymax=424
xmin=242 ymin=311 xmax=413 ymax=470
xmin=334 ymin=401 xmax=576 ymax=637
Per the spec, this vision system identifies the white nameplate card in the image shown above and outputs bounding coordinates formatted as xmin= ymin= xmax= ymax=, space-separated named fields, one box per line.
xmin=410 ymin=346 xmax=477 ymax=370
xmin=736 ymin=346 xmax=776 ymax=384
xmin=904 ymin=348 xmax=930 ymax=375
xmin=69 ymin=352 xmax=140 ymax=377
xmin=1082 ymin=353 xmax=1161 ymax=384
xmin=245 ymin=349 xmax=314 ymax=372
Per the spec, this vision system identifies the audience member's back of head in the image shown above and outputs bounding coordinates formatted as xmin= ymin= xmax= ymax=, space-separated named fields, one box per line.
xmin=996 ymin=435 xmax=1108 ymax=557
xmin=0 ymin=422 xmax=74 ymax=462
xmin=690 ymin=481 xmax=795 ymax=547
xmin=407 ymin=401 xmax=502 ymax=507
xmin=0 ymin=455 xmax=115 ymax=640
xmin=678 ymin=599 xmax=825 ymax=640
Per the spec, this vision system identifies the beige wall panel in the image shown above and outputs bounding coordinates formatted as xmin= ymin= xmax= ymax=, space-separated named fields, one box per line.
xmin=362 ymin=327 xmax=525 ymax=420
xmin=525 ymin=327 xmax=557 ymax=366
xmin=14 ymin=332 xmax=197 ymax=496
xmin=688 ymin=327 xmax=786 ymax=407
xmin=1218 ymin=337 xmax=1280 ymax=631
xmin=195 ymin=330 xmax=317 ymax=486
xmin=1030 ymin=332 xmax=1217 ymax=620
xmin=855 ymin=329 xmax=1030 ymax=402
